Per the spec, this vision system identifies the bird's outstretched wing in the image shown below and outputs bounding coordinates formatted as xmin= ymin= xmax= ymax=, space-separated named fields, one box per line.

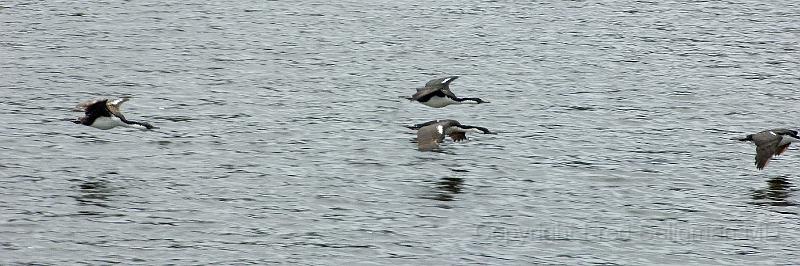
xmin=752 ymin=131 xmax=782 ymax=170
xmin=768 ymin=128 xmax=796 ymax=136
xmin=425 ymin=76 xmax=459 ymax=88
xmin=74 ymin=99 xmax=102 ymax=112
xmin=82 ymin=99 xmax=112 ymax=118
xmin=407 ymin=119 xmax=458 ymax=130
xmin=411 ymin=87 xmax=445 ymax=101
xmin=449 ymin=132 xmax=467 ymax=142
xmin=411 ymin=76 xmax=459 ymax=100
xmin=106 ymin=98 xmax=130 ymax=120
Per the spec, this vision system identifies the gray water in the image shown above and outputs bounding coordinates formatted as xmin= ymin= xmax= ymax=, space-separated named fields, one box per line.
xmin=2 ymin=0 xmax=800 ymax=264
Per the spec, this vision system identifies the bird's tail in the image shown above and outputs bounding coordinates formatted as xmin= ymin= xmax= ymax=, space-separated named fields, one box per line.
xmin=730 ymin=135 xmax=751 ymax=141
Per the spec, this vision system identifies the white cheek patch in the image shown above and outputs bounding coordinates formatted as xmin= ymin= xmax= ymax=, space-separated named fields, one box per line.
xmin=441 ymin=77 xmax=453 ymax=84
xmin=769 ymin=131 xmax=777 ymax=136
xmin=437 ymin=125 xmax=444 ymax=134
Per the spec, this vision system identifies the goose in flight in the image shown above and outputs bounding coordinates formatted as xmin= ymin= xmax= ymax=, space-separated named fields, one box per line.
xmin=404 ymin=76 xmax=488 ymax=108
xmin=407 ymin=119 xmax=492 ymax=150
xmin=732 ymin=128 xmax=800 ymax=170
xmin=73 ymin=98 xmax=155 ymax=130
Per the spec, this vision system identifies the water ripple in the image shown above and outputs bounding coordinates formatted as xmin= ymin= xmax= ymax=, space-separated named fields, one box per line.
xmin=2 ymin=0 xmax=800 ymax=264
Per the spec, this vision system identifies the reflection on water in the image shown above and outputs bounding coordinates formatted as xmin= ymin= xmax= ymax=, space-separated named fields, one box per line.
xmin=72 ymin=177 xmax=116 ymax=208
xmin=752 ymin=176 xmax=796 ymax=207
xmin=4 ymin=0 xmax=800 ymax=264
xmin=426 ymin=177 xmax=464 ymax=202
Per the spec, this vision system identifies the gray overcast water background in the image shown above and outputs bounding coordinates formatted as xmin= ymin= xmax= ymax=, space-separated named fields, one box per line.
xmin=2 ymin=0 xmax=800 ymax=265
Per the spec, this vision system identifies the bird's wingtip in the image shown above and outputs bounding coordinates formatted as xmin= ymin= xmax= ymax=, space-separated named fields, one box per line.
xmin=110 ymin=97 xmax=130 ymax=105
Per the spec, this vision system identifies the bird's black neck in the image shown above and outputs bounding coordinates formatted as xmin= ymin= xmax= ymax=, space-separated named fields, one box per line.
xmin=458 ymin=125 xmax=491 ymax=134
xmin=122 ymin=119 xmax=154 ymax=129
xmin=456 ymin=97 xmax=484 ymax=103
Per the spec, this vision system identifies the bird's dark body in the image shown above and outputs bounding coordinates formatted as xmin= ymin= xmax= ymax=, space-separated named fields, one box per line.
xmin=77 ymin=99 xmax=113 ymax=126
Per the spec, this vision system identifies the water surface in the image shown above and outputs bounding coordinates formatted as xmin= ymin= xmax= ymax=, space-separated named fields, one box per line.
xmin=2 ymin=0 xmax=799 ymax=264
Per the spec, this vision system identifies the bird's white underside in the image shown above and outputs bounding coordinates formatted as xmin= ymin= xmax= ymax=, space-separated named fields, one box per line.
xmin=91 ymin=116 xmax=128 ymax=130
xmin=422 ymin=96 xmax=458 ymax=108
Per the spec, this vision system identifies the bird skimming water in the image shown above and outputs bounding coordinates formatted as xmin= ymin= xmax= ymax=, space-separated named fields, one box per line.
xmin=404 ymin=76 xmax=488 ymax=108
xmin=407 ymin=119 xmax=492 ymax=151
xmin=732 ymin=128 xmax=800 ymax=170
xmin=73 ymin=98 xmax=155 ymax=130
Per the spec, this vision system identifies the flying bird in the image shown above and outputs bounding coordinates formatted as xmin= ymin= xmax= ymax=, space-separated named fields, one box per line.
xmin=407 ymin=119 xmax=492 ymax=151
xmin=732 ymin=128 xmax=800 ymax=170
xmin=404 ymin=76 xmax=488 ymax=108
xmin=73 ymin=98 xmax=155 ymax=130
